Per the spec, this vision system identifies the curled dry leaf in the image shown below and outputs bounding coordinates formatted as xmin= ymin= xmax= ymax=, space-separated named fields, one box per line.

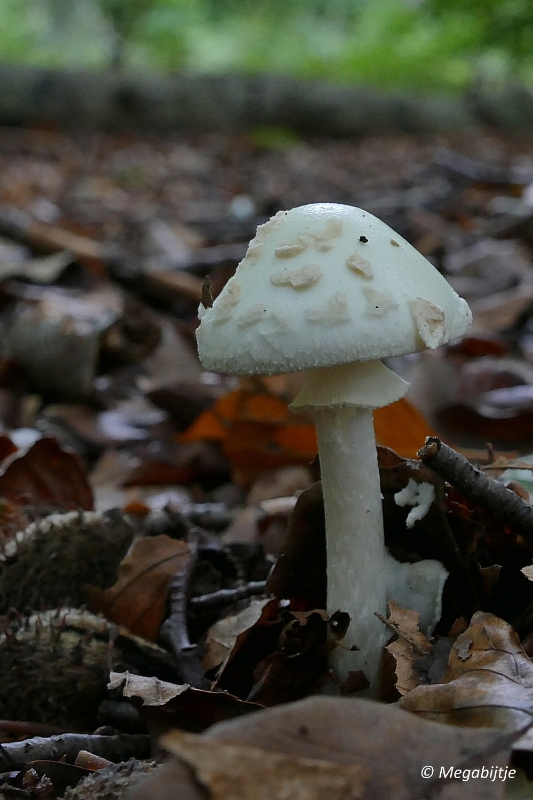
xmin=132 ymin=696 xmax=514 ymax=800
xmin=384 ymin=601 xmax=433 ymax=697
xmin=109 ymin=671 xmax=262 ymax=734
xmin=210 ymin=598 xmax=283 ymax=697
xmin=85 ymin=534 xmax=190 ymax=641
xmin=243 ymin=609 xmax=341 ymax=707
xmin=400 ymin=611 xmax=533 ymax=731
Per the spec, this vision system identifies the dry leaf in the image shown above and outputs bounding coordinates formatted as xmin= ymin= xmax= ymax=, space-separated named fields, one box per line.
xmin=266 ymin=482 xmax=326 ymax=611
xmin=85 ymin=534 xmax=190 ymax=640
xmin=133 ymin=696 xmax=514 ymax=800
xmin=180 ymin=388 xmax=317 ymax=486
xmin=400 ymin=611 xmax=533 ymax=730
xmin=163 ymin=732 xmax=369 ymax=800
xmin=109 ymin=670 xmax=190 ymax=706
xmin=109 ymin=671 xmax=261 ymax=734
xmin=385 ymin=601 xmax=433 ymax=696
xmin=181 ymin=390 xmax=435 ymax=484
xmin=204 ymin=598 xmax=273 ymax=672
xmin=374 ymin=397 xmax=437 ymax=458
xmin=0 ymin=437 xmax=93 ymax=511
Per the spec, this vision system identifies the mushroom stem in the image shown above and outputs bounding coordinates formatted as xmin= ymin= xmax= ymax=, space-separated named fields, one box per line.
xmin=312 ymin=405 xmax=386 ymax=689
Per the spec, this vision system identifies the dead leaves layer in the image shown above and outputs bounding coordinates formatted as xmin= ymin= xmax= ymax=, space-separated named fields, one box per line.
xmin=401 ymin=611 xmax=533 ymax=730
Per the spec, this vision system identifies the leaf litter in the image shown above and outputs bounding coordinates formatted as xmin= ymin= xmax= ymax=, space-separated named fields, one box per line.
xmin=3 ymin=127 xmax=533 ymax=796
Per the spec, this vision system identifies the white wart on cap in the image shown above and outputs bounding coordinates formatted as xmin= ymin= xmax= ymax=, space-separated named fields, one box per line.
xmin=196 ymin=203 xmax=472 ymax=375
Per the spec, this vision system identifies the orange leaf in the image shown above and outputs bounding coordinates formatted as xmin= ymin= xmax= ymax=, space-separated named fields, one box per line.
xmin=374 ymin=398 xmax=436 ymax=459
xmin=181 ymin=389 xmax=432 ymax=477
xmin=84 ymin=535 xmax=190 ymax=640
xmin=180 ymin=389 xmax=317 ymax=485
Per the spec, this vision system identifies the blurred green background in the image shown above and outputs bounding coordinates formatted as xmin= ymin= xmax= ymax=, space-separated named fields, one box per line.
xmin=2 ymin=0 xmax=533 ymax=94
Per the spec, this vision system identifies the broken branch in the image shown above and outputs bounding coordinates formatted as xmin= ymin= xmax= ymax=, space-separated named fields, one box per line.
xmin=417 ymin=437 xmax=533 ymax=540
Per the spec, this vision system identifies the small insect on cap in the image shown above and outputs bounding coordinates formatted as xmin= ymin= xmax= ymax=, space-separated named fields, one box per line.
xmin=196 ymin=203 xmax=472 ymax=376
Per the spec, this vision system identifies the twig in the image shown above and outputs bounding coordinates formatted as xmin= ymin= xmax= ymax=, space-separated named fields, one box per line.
xmin=159 ymin=545 xmax=206 ymax=688
xmin=417 ymin=437 xmax=533 ymax=540
xmin=0 ymin=733 xmax=150 ymax=771
xmin=189 ymin=581 xmax=268 ymax=611
xmin=374 ymin=612 xmax=429 ymax=654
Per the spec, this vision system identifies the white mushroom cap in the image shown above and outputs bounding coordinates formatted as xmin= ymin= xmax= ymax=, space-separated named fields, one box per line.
xmin=196 ymin=203 xmax=472 ymax=375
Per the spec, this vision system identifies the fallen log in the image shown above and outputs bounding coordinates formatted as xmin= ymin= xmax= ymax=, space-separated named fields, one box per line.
xmin=0 ymin=63 xmax=480 ymax=136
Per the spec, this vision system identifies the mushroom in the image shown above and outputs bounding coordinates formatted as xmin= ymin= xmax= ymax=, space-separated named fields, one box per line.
xmin=196 ymin=203 xmax=472 ymax=691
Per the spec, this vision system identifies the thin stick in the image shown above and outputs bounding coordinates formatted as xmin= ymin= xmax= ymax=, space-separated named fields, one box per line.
xmin=189 ymin=581 xmax=267 ymax=611
xmin=159 ymin=545 xmax=206 ymax=688
xmin=417 ymin=437 xmax=533 ymax=539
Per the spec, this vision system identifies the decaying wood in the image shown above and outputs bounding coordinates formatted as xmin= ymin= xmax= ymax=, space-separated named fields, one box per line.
xmin=0 ymin=64 xmax=479 ymax=136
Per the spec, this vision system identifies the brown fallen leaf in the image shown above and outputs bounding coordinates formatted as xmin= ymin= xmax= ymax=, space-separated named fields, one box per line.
xmin=163 ymin=733 xmax=368 ymax=800
xmin=130 ymin=696 xmax=515 ymax=800
xmin=0 ymin=437 xmax=93 ymax=511
xmin=385 ymin=601 xmax=433 ymax=697
xmin=84 ymin=534 xmax=190 ymax=640
xmin=210 ymin=598 xmax=284 ymax=698
xmin=121 ymin=439 xmax=231 ymax=490
xmin=204 ymin=598 xmax=273 ymax=673
xmin=400 ymin=611 xmax=533 ymax=730
xmin=266 ymin=482 xmax=326 ymax=612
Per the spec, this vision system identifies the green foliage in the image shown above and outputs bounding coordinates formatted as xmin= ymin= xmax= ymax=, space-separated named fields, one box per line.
xmin=427 ymin=0 xmax=533 ymax=61
xmin=0 ymin=0 xmax=532 ymax=93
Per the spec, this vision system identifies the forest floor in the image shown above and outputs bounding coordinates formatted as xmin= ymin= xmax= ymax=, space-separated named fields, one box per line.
xmin=1 ymin=126 xmax=533 ymax=799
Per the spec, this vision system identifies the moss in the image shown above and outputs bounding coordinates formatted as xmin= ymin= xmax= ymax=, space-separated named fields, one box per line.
xmin=0 ymin=608 xmax=176 ymax=730
xmin=0 ymin=509 xmax=134 ymax=613
xmin=59 ymin=758 xmax=159 ymax=800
